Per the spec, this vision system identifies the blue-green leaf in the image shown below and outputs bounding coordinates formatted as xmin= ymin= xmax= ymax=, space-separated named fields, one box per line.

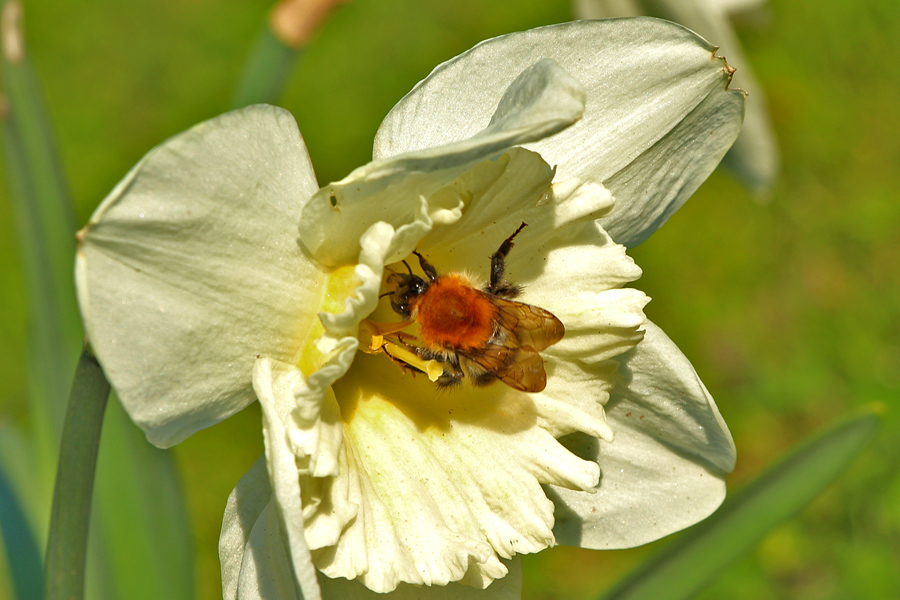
xmin=0 ymin=464 xmax=43 ymax=600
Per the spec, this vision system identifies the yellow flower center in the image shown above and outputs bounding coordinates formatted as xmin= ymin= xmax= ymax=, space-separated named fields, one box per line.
xmin=297 ymin=264 xmax=360 ymax=377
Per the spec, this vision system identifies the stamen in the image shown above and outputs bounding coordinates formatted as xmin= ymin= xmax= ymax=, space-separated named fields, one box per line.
xmin=382 ymin=341 xmax=444 ymax=382
xmin=358 ymin=319 xmax=444 ymax=382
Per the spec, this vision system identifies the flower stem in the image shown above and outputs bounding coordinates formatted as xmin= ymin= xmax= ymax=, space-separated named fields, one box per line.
xmin=230 ymin=0 xmax=349 ymax=108
xmin=44 ymin=345 xmax=111 ymax=600
xmin=230 ymin=21 xmax=300 ymax=108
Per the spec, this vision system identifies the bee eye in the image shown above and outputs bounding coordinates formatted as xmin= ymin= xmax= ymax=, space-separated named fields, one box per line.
xmin=410 ymin=278 xmax=427 ymax=295
xmin=389 ymin=300 xmax=411 ymax=319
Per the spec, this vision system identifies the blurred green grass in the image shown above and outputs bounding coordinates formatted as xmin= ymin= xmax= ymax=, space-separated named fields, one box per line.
xmin=1 ymin=0 xmax=897 ymax=599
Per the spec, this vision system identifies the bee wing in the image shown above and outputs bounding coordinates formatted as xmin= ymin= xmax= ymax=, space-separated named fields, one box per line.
xmin=488 ymin=294 xmax=565 ymax=352
xmin=461 ymin=344 xmax=548 ymax=393
xmin=459 ymin=293 xmax=561 ymax=393
xmin=494 ymin=346 xmax=548 ymax=393
xmin=461 ymin=341 xmax=516 ymax=376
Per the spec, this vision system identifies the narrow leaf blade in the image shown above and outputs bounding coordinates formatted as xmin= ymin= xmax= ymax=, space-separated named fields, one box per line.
xmin=600 ymin=408 xmax=881 ymax=600
xmin=1 ymin=4 xmax=197 ymax=598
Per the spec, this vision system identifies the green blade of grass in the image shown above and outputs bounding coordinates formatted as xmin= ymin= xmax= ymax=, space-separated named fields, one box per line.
xmin=599 ymin=408 xmax=882 ymax=600
xmin=44 ymin=345 xmax=110 ymax=600
xmin=0 ymin=0 xmax=80 ymax=483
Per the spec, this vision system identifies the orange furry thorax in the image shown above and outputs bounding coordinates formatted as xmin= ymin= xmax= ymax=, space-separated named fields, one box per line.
xmin=411 ymin=274 xmax=497 ymax=351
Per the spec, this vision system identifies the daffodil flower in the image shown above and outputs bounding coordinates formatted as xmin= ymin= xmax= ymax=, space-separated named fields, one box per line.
xmin=76 ymin=18 xmax=740 ymax=600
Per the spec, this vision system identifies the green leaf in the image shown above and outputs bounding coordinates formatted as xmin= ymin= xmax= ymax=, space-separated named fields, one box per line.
xmin=1 ymin=4 xmax=195 ymax=598
xmin=1 ymin=0 xmax=82 ymax=484
xmin=45 ymin=346 xmax=110 ymax=600
xmin=93 ymin=400 xmax=195 ymax=600
xmin=0 ymin=465 xmax=43 ymax=600
xmin=599 ymin=408 xmax=882 ymax=600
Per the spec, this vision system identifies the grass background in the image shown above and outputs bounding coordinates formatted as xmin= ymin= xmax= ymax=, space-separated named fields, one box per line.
xmin=1 ymin=0 xmax=898 ymax=598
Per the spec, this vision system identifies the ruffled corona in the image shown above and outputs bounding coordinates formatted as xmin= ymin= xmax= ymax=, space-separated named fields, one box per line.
xmin=255 ymin=146 xmax=648 ymax=592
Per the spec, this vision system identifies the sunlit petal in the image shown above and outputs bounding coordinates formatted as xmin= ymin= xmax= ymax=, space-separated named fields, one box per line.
xmin=551 ymin=321 xmax=736 ymax=548
xmin=301 ymin=59 xmax=586 ymax=267
xmin=373 ymin=18 xmax=744 ymax=247
xmin=76 ymin=105 xmax=323 ymax=447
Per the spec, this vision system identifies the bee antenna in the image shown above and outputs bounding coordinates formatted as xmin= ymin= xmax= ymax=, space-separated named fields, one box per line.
xmin=402 ymin=260 xmax=413 ymax=275
xmin=378 ymin=291 xmax=392 ymax=299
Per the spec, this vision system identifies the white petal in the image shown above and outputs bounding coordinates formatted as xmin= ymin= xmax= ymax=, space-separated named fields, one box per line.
xmin=526 ymin=281 xmax=648 ymax=443
xmin=299 ymin=59 xmax=585 ymax=267
xmin=237 ymin=503 xmax=303 ymax=600
xmin=319 ymin=557 xmax=522 ymax=600
xmin=220 ymin=459 xmax=317 ymax=600
xmin=598 ymin=87 xmax=743 ymax=246
xmin=524 ymin=223 xmax=650 ymax=371
xmin=526 ymin=249 xmax=648 ymax=442
xmin=532 ymin=357 xmax=618 ymax=441
xmin=76 ymin=105 xmax=324 ymax=447
xmin=372 ymin=18 xmax=744 ymax=248
xmin=415 ymin=148 xmax=557 ymax=267
xmin=658 ymin=0 xmax=779 ymax=191
xmin=579 ymin=0 xmax=778 ymax=191
xmin=515 ymin=221 xmax=641 ymax=301
xmin=550 ymin=321 xmax=736 ymax=549
xmin=253 ymin=357 xmax=351 ymax=600
xmin=318 ymin=220 xmax=415 ymax=350
xmin=221 ymin=457 xmax=271 ymax=600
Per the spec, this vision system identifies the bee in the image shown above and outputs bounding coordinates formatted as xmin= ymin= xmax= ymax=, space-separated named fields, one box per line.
xmin=380 ymin=223 xmax=564 ymax=393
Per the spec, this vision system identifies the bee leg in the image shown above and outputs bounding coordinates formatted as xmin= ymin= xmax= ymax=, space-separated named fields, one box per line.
xmin=391 ymin=331 xmax=423 ymax=352
xmin=384 ymin=333 xmax=431 ymax=374
xmin=471 ymin=371 xmax=498 ymax=386
xmin=412 ymin=250 xmax=439 ymax=281
xmin=487 ymin=222 xmax=527 ymax=297
xmin=415 ymin=347 xmax=464 ymax=388
xmin=381 ymin=344 xmax=424 ymax=377
xmin=410 ymin=345 xmax=444 ymax=362
xmin=435 ymin=356 xmax=464 ymax=388
xmin=436 ymin=369 xmax=464 ymax=388
xmin=460 ymin=355 xmax=500 ymax=387
xmin=379 ymin=344 xmax=425 ymax=377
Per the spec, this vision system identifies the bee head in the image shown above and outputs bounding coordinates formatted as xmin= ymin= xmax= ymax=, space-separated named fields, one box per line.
xmin=385 ymin=271 xmax=430 ymax=319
